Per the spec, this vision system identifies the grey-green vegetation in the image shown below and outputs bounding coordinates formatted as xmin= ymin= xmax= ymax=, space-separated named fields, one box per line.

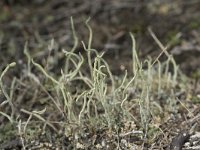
xmin=0 ymin=18 xmax=190 ymax=149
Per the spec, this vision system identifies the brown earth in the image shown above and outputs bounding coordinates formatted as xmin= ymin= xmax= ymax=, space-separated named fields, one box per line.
xmin=0 ymin=0 xmax=200 ymax=149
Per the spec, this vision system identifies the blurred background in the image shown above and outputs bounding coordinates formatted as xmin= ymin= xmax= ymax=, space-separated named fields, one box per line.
xmin=0 ymin=0 xmax=200 ymax=76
